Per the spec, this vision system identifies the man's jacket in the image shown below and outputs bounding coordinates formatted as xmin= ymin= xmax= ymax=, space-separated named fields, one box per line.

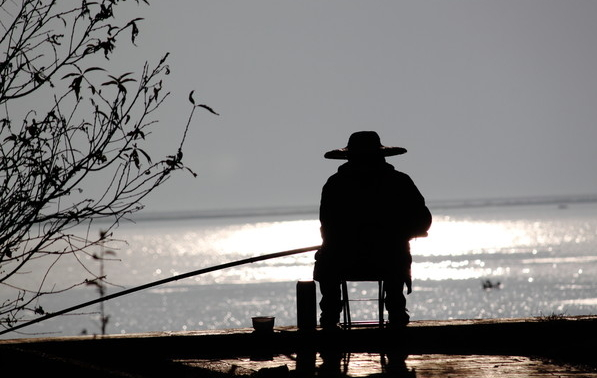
xmin=314 ymin=161 xmax=431 ymax=281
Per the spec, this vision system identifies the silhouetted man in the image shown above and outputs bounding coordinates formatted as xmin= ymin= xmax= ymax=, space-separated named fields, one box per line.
xmin=314 ymin=131 xmax=431 ymax=329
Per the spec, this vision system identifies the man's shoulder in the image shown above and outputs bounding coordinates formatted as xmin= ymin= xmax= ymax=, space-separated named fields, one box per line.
xmin=325 ymin=162 xmax=351 ymax=179
xmin=324 ymin=171 xmax=348 ymax=187
xmin=384 ymin=164 xmax=412 ymax=180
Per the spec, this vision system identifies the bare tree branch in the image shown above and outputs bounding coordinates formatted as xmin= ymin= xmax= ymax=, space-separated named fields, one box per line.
xmin=0 ymin=0 xmax=216 ymax=332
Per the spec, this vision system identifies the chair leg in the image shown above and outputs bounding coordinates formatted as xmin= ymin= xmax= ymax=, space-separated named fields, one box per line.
xmin=341 ymin=280 xmax=385 ymax=329
xmin=341 ymin=280 xmax=350 ymax=329
xmin=378 ymin=280 xmax=384 ymax=329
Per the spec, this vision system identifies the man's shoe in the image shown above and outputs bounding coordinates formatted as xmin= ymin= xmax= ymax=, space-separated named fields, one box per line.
xmin=389 ymin=311 xmax=410 ymax=328
xmin=321 ymin=323 xmax=343 ymax=332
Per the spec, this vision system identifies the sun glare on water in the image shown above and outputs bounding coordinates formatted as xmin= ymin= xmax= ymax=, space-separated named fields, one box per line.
xmin=116 ymin=209 xmax=590 ymax=286
xmin=411 ymin=217 xmax=543 ymax=281
xmin=209 ymin=219 xmax=322 ymax=255
xmin=412 ymin=217 xmax=532 ymax=257
xmin=198 ymin=216 xmax=533 ymax=283
xmin=187 ymin=219 xmax=322 ymax=283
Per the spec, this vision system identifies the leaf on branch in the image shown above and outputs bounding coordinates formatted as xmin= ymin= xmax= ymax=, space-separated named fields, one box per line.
xmin=186 ymin=167 xmax=198 ymax=178
xmin=127 ymin=18 xmax=144 ymax=45
xmin=33 ymin=71 xmax=47 ymax=85
xmin=92 ymin=150 xmax=107 ymax=163
xmin=61 ymin=72 xmax=80 ymax=79
xmin=131 ymin=22 xmax=139 ymax=45
xmin=62 ymin=67 xmax=104 ymax=98
xmin=95 ymin=3 xmax=114 ymax=22
xmin=159 ymin=52 xmax=170 ymax=66
xmin=26 ymin=123 xmax=39 ymax=137
xmin=101 ymin=38 xmax=116 ymax=58
xmin=84 ymin=67 xmax=106 ymax=74
xmin=151 ymin=80 xmax=163 ymax=104
xmin=118 ymin=72 xmax=135 ymax=81
xmin=137 ymin=147 xmax=152 ymax=164
xmin=69 ymin=76 xmax=84 ymax=99
xmin=165 ymin=155 xmax=180 ymax=169
xmin=189 ymin=91 xmax=219 ymax=115
xmin=81 ymin=0 xmax=91 ymax=17
xmin=102 ymin=79 xmax=118 ymax=87
xmin=198 ymin=104 xmax=220 ymax=116
xmin=84 ymin=45 xmax=96 ymax=56
xmin=102 ymin=73 xmax=136 ymax=94
xmin=34 ymin=306 xmax=45 ymax=315
xmin=85 ymin=38 xmax=116 ymax=59
xmin=130 ymin=149 xmax=140 ymax=169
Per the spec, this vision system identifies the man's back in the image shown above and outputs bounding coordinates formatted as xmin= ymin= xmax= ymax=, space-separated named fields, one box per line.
xmin=320 ymin=160 xmax=429 ymax=259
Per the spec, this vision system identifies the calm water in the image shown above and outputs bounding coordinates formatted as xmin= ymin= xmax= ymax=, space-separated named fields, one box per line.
xmin=4 ymin=201 xmax=597 ymax=339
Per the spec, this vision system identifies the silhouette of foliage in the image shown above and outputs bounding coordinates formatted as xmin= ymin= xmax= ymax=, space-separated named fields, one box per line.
xmin=0 ymin=0 xmax=215 ymax=331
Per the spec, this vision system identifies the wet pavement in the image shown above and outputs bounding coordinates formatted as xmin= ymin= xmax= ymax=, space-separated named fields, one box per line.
xmin=179 ymin=352 xmax=597 ymax=377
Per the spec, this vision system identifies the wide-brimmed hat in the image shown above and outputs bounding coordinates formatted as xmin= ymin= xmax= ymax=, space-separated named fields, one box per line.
xmin=324 ymin=131 xmax=407 ymax=159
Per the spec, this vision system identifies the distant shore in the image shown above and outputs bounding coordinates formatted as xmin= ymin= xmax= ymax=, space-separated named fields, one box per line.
xmin=126 ymin=193 xmax=597 ymax=224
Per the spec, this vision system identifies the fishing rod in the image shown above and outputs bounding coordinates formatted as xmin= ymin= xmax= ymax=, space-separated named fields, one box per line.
xmin=0 ymin=245 xmax=321 ymax=336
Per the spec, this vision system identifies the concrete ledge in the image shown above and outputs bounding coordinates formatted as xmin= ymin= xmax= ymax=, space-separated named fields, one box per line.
xmin=1 ymin=316 xmax=596 ymax=377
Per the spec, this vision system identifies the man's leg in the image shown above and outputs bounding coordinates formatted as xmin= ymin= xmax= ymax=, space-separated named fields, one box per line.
xmin=384 ymin=279 xmax=409 ymax=326
xmin=318 ymin=279 xmax=342 ymax=329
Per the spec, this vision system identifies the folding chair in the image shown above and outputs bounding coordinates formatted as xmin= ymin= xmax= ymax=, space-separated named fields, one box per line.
xmin=340 ymin=277 xmax=386 ymax=329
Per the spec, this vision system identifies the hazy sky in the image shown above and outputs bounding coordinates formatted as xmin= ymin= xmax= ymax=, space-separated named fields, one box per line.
xmin=115 ymin=0 xmax=597 ymax=214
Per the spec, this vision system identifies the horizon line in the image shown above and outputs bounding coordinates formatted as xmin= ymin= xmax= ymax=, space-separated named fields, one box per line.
xmin=128 ymin=193 xmax=597 ymax=223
